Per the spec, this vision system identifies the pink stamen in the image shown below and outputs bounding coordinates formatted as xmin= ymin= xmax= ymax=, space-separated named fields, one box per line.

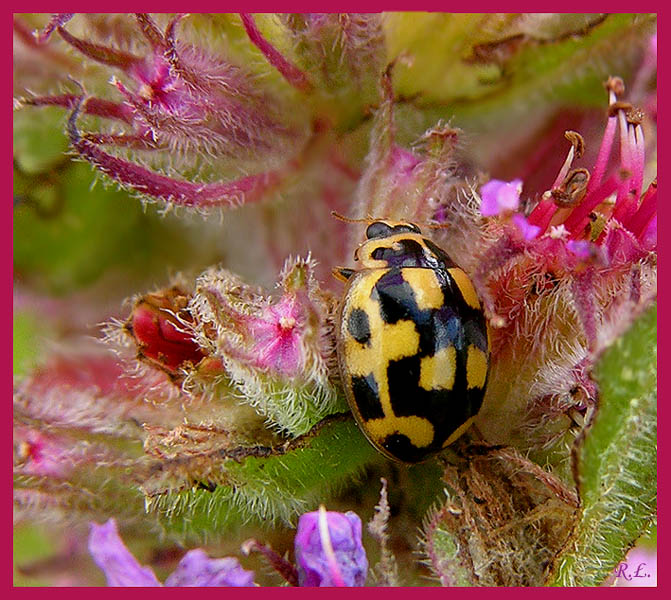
xmin=626 ymin=183 xmax=657 ymax=240
xmin=611 ymin=112 xmax=637 ymax=224
xmin=527 ymin=196 xmax=557 ymax=235
xmin=588 ymin=91 xmax=618 ymax=194
xmin=552 ymin=145 xmax=576 ymax=190
xmin=618 ymin=105 xmax=633 ymax=177
xmin=631 ymin=124 xmax=645 ymax=205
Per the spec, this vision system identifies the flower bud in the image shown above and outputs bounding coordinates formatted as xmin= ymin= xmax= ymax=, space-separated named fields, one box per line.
xmin=294 ymin=508 xmax=368 ymax=587
xmin=126 ymin=286 xmax=205 ymax=376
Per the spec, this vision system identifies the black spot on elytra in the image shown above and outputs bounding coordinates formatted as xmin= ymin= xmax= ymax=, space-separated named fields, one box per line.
xmin=351 ymin=374 xmax=385 ymax=420
xmin=429 ymin=307 xmax=460 ymax=353
xmin=347 ymin=308 xmax=371 ymax=345
xmin=383 ymin=348 xmax=486 ymax=461
xmin=464 ymin=319 xmax=488 ymax=353
xmin=373 ymin=268 xmax=418 ymax=324
xmin=381 ymin=433 xmax=430 ymax=463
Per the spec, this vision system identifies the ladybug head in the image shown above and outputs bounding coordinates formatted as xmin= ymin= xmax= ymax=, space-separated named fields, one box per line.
xmin=365 ymin=220 xmax=422 ymax=240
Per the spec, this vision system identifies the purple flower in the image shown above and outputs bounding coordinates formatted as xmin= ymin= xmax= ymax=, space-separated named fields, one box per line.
xmin=480 ymin=178 xmax=523 ymax=216
xmin=566 ymin=239 xmax=593 ymax=259
xmin=294 ymin=507 xmax=368 ymax=587
xmin=88 ymin=519 xmax=255 ymax=587
xmin=164 ymin=550 xmax=256 ymax=587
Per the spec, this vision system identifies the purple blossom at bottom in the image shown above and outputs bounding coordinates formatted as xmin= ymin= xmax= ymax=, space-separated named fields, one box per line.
xmin=88 ymin=519 xmax=255 ymax=587
xmin=294 ymin=509 xmax=368 ymax=587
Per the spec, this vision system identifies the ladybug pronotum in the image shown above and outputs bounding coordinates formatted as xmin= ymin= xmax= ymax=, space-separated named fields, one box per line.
xmin=334 ymin=219 xmax=490 ymax=463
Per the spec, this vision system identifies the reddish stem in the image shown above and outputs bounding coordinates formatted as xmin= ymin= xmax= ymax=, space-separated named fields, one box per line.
xmin=35 ymin=13 xmax=74 ymax=44
xmin=134 ymin=13 xmax=168 ymax=50
xmin=57 ymin=26 xmax=141 ymax=70
xmin=20 ymin=94 xmax=132 ymax=123
xmin=83 ymin=132 xmax=159 ymax=150
xmin=241 ymin=540 xmax=298 ymax=586
xmin=67 ymin=94 xmax=280 ymax=208
xmin=240 ymin=14 xmax=312 ymax=93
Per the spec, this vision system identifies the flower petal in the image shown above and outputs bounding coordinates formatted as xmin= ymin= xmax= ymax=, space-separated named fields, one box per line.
xmin=164 ymin=549 xmax=255 ymax=587
xmin=480 ymin=179 xmax=523 ymax=216
xmin=511 ymin=213 xmax=541 ymax=240
xmin=88 ymin=519 xmax=161 ymax=586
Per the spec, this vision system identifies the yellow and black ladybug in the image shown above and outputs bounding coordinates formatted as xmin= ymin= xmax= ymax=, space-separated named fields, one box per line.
xmin=334 ymin=219 xmax=490 ymax=463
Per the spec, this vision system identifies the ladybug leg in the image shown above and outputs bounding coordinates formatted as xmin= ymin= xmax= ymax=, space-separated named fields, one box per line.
xmin=333 ymin=267 xmax=356 ymax=282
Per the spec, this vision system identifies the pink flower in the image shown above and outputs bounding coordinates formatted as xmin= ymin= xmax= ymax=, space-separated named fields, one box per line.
xmin=249 ymin=295 xmax=304 ymax=375
xmin=480 ymin=178 xmax=523 ymax=216
xmin=511 ymin=213 xmax=541 ymax=240
xmin=479 ymin=77 xmax=655 ymax=268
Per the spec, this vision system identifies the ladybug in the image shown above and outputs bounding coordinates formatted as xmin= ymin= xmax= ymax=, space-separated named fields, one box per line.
xmin=334 ymin=219 xmax=489 ymax=463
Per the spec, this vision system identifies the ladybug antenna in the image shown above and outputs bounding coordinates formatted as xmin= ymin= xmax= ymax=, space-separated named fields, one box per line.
xmin=424 ymin=221 xmax=451 ymax=230
xmin=330 ymin=211 xmax=375 ymax=224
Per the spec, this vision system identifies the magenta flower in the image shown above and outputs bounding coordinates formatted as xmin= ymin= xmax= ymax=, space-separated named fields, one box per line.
xmin=480 ymin=178 xmax=523 ymax=216
xmin=13 ymin=14 xmax=656 ymax=588
xmin=478 ymin=77 xmax=655 ymax=268
xmin=523 ymin=77 xmax=655 ymax=259
xmin=294 ymin=507 xmax=368 ymax=587
xmin=472 ymin=76 xmax=656 ymax=355
xmin=249 ymin=294 xmax=304 ymax=376
xmin=88 ymin=519 xmax=255 ymax=587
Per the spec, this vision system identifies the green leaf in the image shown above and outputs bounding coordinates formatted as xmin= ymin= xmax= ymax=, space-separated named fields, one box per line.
xmin=13 ymin=107 xmax=69 ymax=174
xmin=13 ymin=312 xmax=49 ymax=377
xmin=13 ymin=524 xmax=56 ymax=587
xmin=551 ymin=303 xmax=657 ymax=586
xmin=13 ymin=162 xmax=204 ymax=295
